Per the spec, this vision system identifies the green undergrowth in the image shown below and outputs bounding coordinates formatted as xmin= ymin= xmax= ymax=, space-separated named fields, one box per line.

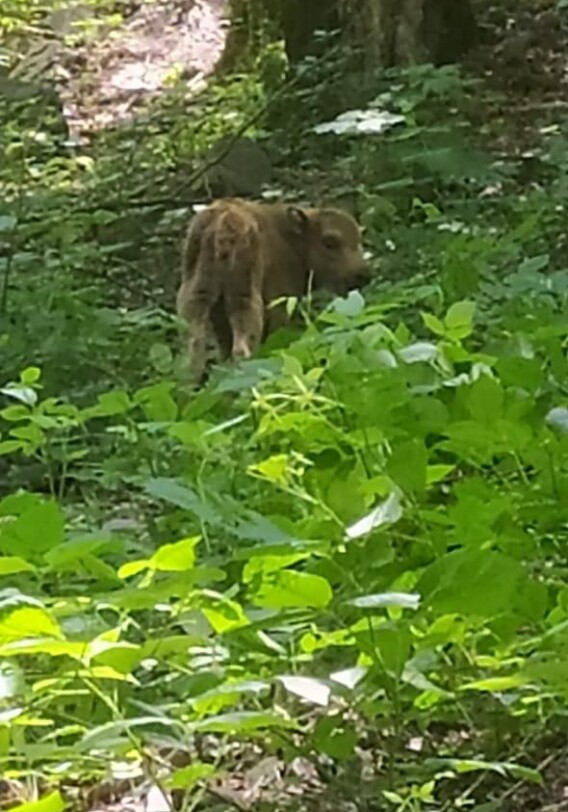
xmin=3 ymin=37 xmax=568 ymax=811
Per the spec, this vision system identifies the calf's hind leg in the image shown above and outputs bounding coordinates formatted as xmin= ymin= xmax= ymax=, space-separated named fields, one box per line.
xmin=177 ymin=281 xmax=214 ymax=385
xmin=227 ymin=291 xmax=265 ymax=362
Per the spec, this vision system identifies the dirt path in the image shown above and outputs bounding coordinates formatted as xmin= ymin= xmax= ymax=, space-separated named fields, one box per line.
xmin=58 ymin=0 xmax=229 ymax=137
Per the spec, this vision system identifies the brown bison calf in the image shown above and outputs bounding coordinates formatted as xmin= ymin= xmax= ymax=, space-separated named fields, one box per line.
xmin=176 ymin=198 xmax=369 ymax=384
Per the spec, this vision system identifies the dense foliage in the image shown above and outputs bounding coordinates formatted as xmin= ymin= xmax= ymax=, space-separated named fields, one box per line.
xmin=2 ymin=1 xmax=568 ymax=810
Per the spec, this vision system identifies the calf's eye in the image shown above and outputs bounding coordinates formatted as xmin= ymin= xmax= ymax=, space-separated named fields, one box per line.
xmin=322 ymin=233 xmax=341 ymax=251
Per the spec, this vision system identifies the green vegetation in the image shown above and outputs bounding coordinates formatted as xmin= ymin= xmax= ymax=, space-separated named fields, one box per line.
xmin=2 ymin=1 xmax=568 ymax=810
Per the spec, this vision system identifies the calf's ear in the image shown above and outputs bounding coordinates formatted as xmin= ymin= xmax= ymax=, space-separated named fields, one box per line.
xmin=287 ymin=206 xmax=309 ymax=234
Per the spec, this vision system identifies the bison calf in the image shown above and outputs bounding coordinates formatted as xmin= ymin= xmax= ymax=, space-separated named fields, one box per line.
xmin=176 ymin=198 xmax=369 ymax=384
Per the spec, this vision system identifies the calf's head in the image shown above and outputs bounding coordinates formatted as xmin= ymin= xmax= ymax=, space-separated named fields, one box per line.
xmin=289 ymin=206 xmax=370 ymax=295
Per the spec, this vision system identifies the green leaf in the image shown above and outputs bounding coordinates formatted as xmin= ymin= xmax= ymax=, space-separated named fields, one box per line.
xmin=460 ymin=675 xmax=527 ymax=692
xmin=145 ymin=478 xmax=217 ymax=523
xmin=418 ymin=549 xmax=523 ymax=618
xmin=152 ymin=537 xmax=200 ymax=572
xmin=80 ymin=716 xmax=185 ymax=750
xmin=194 ymin=711 xmax=294 ymax=733
xmin=331 ymin=289 xmax=365 ymax=316
xmin=421 ymin=313 xmax=445 ymax=337
xmin=83 ymin=390 xmax=131 ymax=418
xmin=202 ymin=598 xmax=249 ymax=634
xmin=349 ymin=592 xmax=420 ymax=610
xmin=0 ymin=499 xmax=64 ymax=556
xmin=546 ymin=406 xmax=568 ymax=434
xmin=168 ymin=763 xmax=217 ymax=789
xmin=313 ymin=715 xmax=357 ymax=760
xmin=444 ymin=300 xmax=475 ymax=340
xmin=0 ymin=557 xmax=36 ymax=575
xmin=398 ymin=341 xmax=439 ymax=364
xmin=518 ymin=254 xmax=549 ymax=275
xmin=149 ymin=342 xmax=174 ymax=374
xmin=435 ymin=758 xmax=541 ymax=784
xmin=20 ymin=367 xmax=41 ymax=385
xmin=354 ymin=625 xmax=411 ymax=678
xmin=249 ymin=454 xmax=289 ymax=485
xmin=466 ymin=375 xmax=503 ymax=425
xmin=278 ymin=675 xmax=331 ymax=706
xmin=386 ymin=439 xmax=427 ymax=494
xmin=242 ymin=553 xmax=310 ymax=583
xmin=0 ymin=216 xmax=17 ymax=232
xmin=0 ymin=640 xmax=83 ymax=658
xmin=251 ymin=571 xmax=332 ymax=609
xmin=9 ymin=791 xmax=65 ymax=812
xmin=345 ymin=491 xmax=403 ymax=540
xmin=1 ymin=386 xmax=37 ymax=407
xmin=0 ymin=441 xmax=23 ymax=455
xmin=134 ymin=382 xmax=178 ymax=422
xmin=0 ymin=607 xmax=62 ymax=643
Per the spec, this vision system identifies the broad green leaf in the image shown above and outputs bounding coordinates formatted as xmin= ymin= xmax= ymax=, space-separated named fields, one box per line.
xmin=248 ymin=454 xmax=289 ymax=485
xmin=192 ymin=680 xmax=268 ymax=714
xmin=0 ymin=215 xmax=17 ymax=232
xmin=0 ymin=557 xmax=35 ymax=575
xmin=518 ymin=254 xmax=549 ymax=275
xmin=9 ymin=791 xmax=65 ymax=812
xmin=421 ymin=313 xmax=445 ymax=336
xmin=169 ymin=763 xmax=217 ymax=789
xmin=243 ymin=553 xmax=310 ymax=583
xmin=546 ymin=406 xmax=568 ymax=434
xmin=353 ymin=625 xmax=411 ymax=678
xmin=466 ymin=375 xmax=503 ymax=425
xmin=202 ymin=598 xmax=249 ymax=634
xmin=460 ymin=675 xmax=527 ymax=692
xmin=152 ymin=537 xmax=200 ymax=572
xmin=313 ymin=715 xmax=357 ymax=760
xmin=349 ymin=592 xmax=420 ymax=610
xmin=386 ymin=439 xmax=427 ymax=494
xmin=149 ymin=342 xmax=173 ymax=374
xmin=134 ymin=382 xmax=178 ymax=422
xmin=418 ymin=549 xmax=523 ymax=618
xmin=345 ymin=491 xmax=402 ymax=540
xmin=193 ymin=711 xmax=294 ymax=733
xmin=444 ymin=300 xmax=475 ymax=340
xmin=0 ymin=607 xmax=61 ymax=643
xmin=20 ymin=367 xmax=41 ymax=385
xmin=80 ymin=716 xmax=186 ymax=749
xmin=86 ymin=638 xmax=141 ymax=674
xmin=145 ymin=478 xmax=217 ymax=523
xmin=398 ymin=341 xmax=439 ymax=364
xmin=78 ymin=665 xmax=137 ymax=682
xmin=251 ymin=571 xmax=332 ymax=609
xmin=0 ymin=499 xmax=64 ymax=556
xmin=0 ymin=441 xmax=23 ymax=455
xmin=83 ymin=390 xmax=131 ymax=418
xmin=118 ymin=559 xmax=150 ymax=579
xmin=426 ymin=464 xmax=455 ymax=484
xmin=0 ymin=386 xmax=37 ymax=407
xmin=329 ymin=666 xmax=367 ymax=689
xmin=331 ymin=289 xmax=365 ymax=317
xmin=0 ymin=639 xmax=82 ymax=658
xmin=277 ymin=675 xmax=331 ymax=706
xmin=435 ymin=758 xmax=541 ymax=784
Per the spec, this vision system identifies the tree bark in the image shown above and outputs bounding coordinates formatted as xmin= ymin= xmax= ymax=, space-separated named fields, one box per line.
xmin=220 ymin=0 xmax=478 ymax=70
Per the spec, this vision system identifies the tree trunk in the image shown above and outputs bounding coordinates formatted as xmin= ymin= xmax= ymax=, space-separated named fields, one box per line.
xmin=267 ymin=0 xmax=477 ymax=68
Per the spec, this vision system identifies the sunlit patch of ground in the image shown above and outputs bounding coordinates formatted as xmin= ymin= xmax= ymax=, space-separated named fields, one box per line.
xmin=59 ymin=0 xmax=228 ymax=137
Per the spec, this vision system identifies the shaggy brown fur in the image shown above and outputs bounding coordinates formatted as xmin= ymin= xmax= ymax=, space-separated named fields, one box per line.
xmin=176 ymin=198 xmax=369 ymax=383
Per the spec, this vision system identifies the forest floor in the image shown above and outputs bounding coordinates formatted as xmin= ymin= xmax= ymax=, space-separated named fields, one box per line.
xmin=17 ymin=0 xmax=229 ymax=140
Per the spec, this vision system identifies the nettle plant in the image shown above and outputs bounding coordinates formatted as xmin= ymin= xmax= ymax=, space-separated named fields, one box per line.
xmin=1 ymin=285 xmax=567 ymax=804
